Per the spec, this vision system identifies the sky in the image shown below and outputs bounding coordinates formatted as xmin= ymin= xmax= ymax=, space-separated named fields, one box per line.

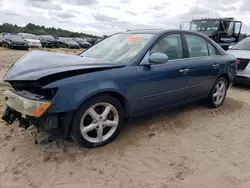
xmin=0 ymin=0 xmax=250 ymax=36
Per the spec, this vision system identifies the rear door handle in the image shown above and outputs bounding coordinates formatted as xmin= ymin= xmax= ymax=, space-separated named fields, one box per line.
xmin=213 ymin=64 xmax=219 ymax=68
xmin=180 ymin=68 xmax=189 ymax=74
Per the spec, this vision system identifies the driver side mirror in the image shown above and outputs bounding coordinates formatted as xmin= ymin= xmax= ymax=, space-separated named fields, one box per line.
xmin=149 ymin=53 xmax=169 ymax=64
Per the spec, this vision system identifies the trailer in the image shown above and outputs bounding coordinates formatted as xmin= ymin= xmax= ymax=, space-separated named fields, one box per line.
xmin=180 ymin=18 xmax=242 ymax=50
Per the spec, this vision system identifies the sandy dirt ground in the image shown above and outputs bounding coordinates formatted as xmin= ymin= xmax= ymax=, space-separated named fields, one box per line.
xmin=1 ymin=47 xmax=250 ymax=188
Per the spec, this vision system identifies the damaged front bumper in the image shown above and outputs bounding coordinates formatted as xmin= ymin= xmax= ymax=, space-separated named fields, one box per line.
xmin=2 ymin=90 xmax=73 ymax=144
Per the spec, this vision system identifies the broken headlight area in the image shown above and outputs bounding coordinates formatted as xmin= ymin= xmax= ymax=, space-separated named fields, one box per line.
xmin=8 ymin=81 xmax=58 ymax=100
xmin=3 ymin=90 xmax=52 ymax=117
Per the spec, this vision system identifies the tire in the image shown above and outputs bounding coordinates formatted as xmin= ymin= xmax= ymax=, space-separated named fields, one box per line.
xmin=71 ymin=94 xmax=124 ymax=148
xmin=207 ymin=77 xmax=228 ymax=108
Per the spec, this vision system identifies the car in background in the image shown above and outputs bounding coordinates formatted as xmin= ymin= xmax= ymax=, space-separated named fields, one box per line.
xmin=228 ymin=37 xmax=250 ymax=85
xmin=0 ymin=33 xmax=4 ymax=46
xmin=38 ymin=35 xmax=58 ymax=48
xmin=18 ymin=33 xmax=42 ymax=48
xmin=73 ymin=38 xmax=91 ymax=48
xmin=2 ymin=29 xmax=237 ymax=148
xmin=86 ymin=37 xmax=96 ymax=45
xmin=94 ymin=38 xmax=103 ymax=45
xmin=57 ymin=37 xmax=80 ymax=49
xmin=2 ymin=33 xmax=28 ymax=50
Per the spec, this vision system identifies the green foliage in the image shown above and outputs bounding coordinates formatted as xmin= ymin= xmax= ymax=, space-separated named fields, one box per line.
xmin=240 ymin=33 xmax=247 ymax=41
xmin=0 ymin=23 xmax=98 ymax=38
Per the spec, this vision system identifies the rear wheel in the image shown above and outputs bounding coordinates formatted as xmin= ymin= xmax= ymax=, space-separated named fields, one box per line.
xmin=71 ymin=95 xmax=124 ymax=148
xmin=208 ymin=77 xmax=228 ymax=108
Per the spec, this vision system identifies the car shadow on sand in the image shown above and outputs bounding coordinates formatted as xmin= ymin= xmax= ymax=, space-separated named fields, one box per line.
xmin=44 ymin=96 xmax=245 ymax=155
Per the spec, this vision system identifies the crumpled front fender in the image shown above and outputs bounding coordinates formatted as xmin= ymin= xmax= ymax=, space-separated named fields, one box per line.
xmin=44 ymin=80 xmax=126 ymax=114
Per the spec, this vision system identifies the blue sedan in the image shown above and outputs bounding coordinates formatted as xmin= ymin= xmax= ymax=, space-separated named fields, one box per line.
xmin=2 ymin=29 xmax=237 ymax=148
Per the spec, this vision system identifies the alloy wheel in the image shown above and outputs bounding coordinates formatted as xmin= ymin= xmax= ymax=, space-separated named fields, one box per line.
xmin=80 ymin=102 xmax=119 ymax=143
xmin=213 ymin=80 xmax=226 ymax=105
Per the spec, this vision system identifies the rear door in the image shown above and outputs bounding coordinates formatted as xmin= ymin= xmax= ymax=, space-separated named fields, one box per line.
xmin=182 ymin=33 xmax=221 ymax=98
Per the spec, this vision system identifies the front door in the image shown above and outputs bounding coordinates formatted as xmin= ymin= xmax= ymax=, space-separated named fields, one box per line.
xmin=135 ymin=33 xmax=194 ymax=114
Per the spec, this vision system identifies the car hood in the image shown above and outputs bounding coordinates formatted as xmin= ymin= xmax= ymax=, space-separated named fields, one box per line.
xmin=3 ymin=50 xmax=125 ymax=81
xmin=9 ymin=38 xmax=26 ymax=43
xmin=25 ymin=39 xmax=41 ymax=43
xmin=227 ymin=50 xmax=250 ymax=59
xmin=78 ymin=41 xmax=90 ymax=45
xmin=68 ymin=41 xmax=79 ymax=45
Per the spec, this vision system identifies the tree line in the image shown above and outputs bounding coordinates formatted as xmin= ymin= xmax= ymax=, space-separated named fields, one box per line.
xmin=0 ymin=23 xmax=99 ymax=38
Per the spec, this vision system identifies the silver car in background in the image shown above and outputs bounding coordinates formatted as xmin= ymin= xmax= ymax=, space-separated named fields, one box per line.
xmin=228 ymin=37 xmax=250 ymax=85
xmin=18 ymin=33 xmax=42 ymax=48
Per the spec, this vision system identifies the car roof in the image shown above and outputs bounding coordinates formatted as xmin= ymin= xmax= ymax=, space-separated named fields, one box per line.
xmin=120 ymin=29 xmax=183 ymax=34
xmin=118 ymin=29 xmax=205 ymax=35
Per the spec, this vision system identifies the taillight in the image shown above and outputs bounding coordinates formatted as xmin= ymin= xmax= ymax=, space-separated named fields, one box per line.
xmin=235 ymin=59 xmax=240 ymax=65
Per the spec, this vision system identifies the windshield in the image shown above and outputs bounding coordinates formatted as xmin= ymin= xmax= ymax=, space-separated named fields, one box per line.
xmin=41 ymin=35 xmax=54 ymax=40
xmin=62 ymin=38 xmax=74 ymax=42
xmin=231 ymin=37 xmax=250 ymax=50
xmin=75 ymin=38 xmax=86 ymax=42
xmin=80 ymin=33 xmax=153 ymax=64
xmin=23 ymin=34 xmax=37 ymax=39
xmin=190 ymin=20 xmax=220 ymax=32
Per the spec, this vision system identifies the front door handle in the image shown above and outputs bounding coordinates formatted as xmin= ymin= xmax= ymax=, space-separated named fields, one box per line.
xmin=180 ymin=68 xmax=189 ymax=74
xmin=213 ymin=64 xmax=219 ymax=68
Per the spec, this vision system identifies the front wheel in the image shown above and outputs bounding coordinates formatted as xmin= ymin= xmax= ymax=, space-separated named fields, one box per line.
xmin=71 ymin=95 xmax=124 ymax=148
xmin=208 ymin=77 xmax=228 ymax=108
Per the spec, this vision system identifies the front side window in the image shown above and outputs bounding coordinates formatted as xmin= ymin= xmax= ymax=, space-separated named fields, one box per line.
xmin=185 ymin=34 xmax=209 ymax=57
xmin=80 ymin=33 xmax=153 ymax=64
xmin=151 ymin=34 xmax=183 ymax=60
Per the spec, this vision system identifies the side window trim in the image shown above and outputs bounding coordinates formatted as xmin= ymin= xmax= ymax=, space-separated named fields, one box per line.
xmin=206 ymin=41 xmax=210 ymax=56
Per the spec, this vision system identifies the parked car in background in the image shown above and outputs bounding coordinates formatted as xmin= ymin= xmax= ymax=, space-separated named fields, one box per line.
xmin=38 ymin=35 xmax=58 ymax=48
xmin=18 ymin=33 xmax=41 ymax=48
xmin=2 ymin=29 xmax=237 ymax=148
xmin=94 ymin=38 xmax=103 ymax=45
xmin=74 ymin=37 xmax=91 ymax=48
xmin=0 ymin=33 xmax=3 ymax=46
xmin=228 ymin=37 xmax=250 ymax=85
xmin=57 ymin=37 xmax=80 ymax=49
xmin=2 ymin=33 xmax=28 ymax=50
xmin=86 ymin=37 xmax=96 ymax=45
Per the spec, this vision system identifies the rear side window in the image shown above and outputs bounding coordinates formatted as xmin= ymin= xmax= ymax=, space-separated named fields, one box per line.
xmin=185 ymin=34 xmax=209 ymax=57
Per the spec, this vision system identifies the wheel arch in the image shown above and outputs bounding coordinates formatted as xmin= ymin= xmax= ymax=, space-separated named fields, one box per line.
xmin=77 ymin=90 xmax=130 ymax=120
xmin=218 ymin=73 xmax=230 ymax=88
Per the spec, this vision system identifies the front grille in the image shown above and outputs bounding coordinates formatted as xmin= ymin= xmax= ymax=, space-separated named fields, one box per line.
xmin=237 ymin=58 xmax=249 ymax=70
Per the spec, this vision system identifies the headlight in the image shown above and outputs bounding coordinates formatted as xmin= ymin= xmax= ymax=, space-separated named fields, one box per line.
xmin=3 ymin=90 xmax=52 ymax=117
